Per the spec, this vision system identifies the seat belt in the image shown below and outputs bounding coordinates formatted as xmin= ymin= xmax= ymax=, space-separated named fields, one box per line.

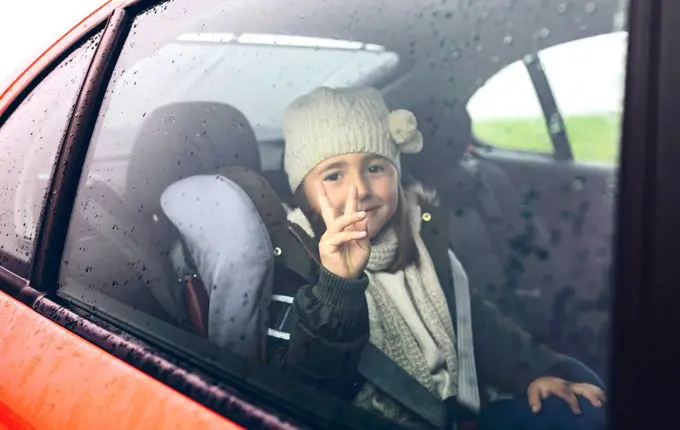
xmin=358 ymin=344 xmax=449 ymax=429
xmin=358 ymin=198 xmax=479 ymax=429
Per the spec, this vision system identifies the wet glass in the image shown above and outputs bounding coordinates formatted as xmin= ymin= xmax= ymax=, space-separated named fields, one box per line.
xmin=59 ymin=0 xmax=627 ymax=428
xmin=0 ymin=32 xmax=101 ymax=277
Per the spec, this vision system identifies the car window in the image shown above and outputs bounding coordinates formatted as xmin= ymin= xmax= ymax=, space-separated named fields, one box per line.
xmin=59 ymin=0 xmax=626 ymax=428
xmin=467 ymin=58 xmax=552 ymax=155
xmin=468 ymin=31 xmax=626 ymax=164
xmin=0 ymin=32 xmax=101 ymax=276
xmin=541 ymin=32 xmax=626 ymax=164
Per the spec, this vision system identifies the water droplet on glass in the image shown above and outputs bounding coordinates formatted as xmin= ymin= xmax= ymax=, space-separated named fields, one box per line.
xmin=452 ymin=49 xmax=461 ymax=59
xmin=537 ymin=27 xmax=550 ymax=39
xmin=571 ymin=178 xmax=585 ymax=191
xmin=556 ymin=3 xmax=568 ymax=14
xmin=523 ymin=54 xmax=534 ymax=65
xmin=549 ymin=113 xmax=564 ymax=134
xmin=503 ymin=35 xmax=513 ymax=45
xmin=585 ymin=3 xmax=597 ymax=14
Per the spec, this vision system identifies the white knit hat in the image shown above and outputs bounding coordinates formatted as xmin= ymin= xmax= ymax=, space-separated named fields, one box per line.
xmin=283 ymin=87 xmax=423 ymax=191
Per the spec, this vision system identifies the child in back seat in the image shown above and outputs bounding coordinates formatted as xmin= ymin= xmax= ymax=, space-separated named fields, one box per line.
xmin=268 ymin=86 xmax=606 ymax=430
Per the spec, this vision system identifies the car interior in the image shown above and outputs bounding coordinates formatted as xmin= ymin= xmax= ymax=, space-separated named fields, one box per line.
xmin=57 ymin=0 xmax=620 ymax=391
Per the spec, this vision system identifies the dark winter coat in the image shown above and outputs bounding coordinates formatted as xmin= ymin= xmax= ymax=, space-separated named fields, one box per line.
xmin=260 ymin=184 xmax=597 ymax=429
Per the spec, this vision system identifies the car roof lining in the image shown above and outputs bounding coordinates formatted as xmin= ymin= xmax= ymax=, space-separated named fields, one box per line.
xmin=119 ymin=0 xmax=619 ymax=109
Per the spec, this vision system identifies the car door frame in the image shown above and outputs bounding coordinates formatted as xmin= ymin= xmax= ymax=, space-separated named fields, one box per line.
xmin=2 ymin=0 xmax=680 ymax=429
xmin=609 ymin=0 xmax=680 ymax=428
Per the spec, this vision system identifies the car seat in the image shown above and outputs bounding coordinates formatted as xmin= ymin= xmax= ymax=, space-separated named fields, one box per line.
xmin=462 ymin=156 xmax=611 ymax=376
xmin=165 ymin=165 xmax=311 ymax=353
xmin=160 ymin=173 xmax=276 ymax=361
xmin=124 ymin=101 xmax=261 ymax=327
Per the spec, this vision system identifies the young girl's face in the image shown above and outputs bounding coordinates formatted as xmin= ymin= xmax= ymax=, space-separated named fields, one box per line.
xmin=302 ymin=153 xmax=399 ymax=239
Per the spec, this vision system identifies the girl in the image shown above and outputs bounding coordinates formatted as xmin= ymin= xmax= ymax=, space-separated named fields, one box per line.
xmin=272 ymin=86 xmax=605 ymax=429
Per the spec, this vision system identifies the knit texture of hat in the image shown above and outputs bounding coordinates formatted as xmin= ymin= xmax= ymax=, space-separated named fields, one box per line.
xmin=283 ymin=87 xmax=423 ymax=192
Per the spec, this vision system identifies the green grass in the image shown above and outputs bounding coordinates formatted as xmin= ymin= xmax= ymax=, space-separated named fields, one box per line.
xmin=472 ymin=114 xmax=622 ymax=164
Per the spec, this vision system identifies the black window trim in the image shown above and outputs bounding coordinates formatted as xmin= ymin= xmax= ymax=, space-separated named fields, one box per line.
xmin=29 ymin=9 xmax=127 ymax=293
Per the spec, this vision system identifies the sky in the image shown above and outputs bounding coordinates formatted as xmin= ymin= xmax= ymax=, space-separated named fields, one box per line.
xmin=0 ymin=0 xmax=627 ymax=119
xmin=0 ymin=0 xmax=104 ymax=87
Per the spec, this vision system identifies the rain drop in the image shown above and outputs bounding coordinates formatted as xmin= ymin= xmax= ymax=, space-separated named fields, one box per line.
xmin=571 ymin=178 xmax=585 ymax=191
xmin=549 ymin=113 xmax=564 ymax=134
xmin=503 ymin=35 xmax=513 ymax=45
xmin=585 ymin=3 xmax=597 ymax=14
xmin=602 ymin=192 xmax=615 ymax=205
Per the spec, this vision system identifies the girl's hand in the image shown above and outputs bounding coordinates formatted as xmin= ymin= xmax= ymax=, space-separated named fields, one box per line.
xmin=316 ymin=182 xmax=371 ymax=279
xmin=527 ymin=377 xmax=606 ymax=414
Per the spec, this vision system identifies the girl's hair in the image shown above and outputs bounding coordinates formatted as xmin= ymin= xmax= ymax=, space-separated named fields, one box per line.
xmin=292 ymin=183 xmax=418 ymax=272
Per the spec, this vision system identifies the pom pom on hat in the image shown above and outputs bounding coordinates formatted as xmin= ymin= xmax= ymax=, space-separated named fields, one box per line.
xmin=387 ymin=109 xmax=424 ymax=154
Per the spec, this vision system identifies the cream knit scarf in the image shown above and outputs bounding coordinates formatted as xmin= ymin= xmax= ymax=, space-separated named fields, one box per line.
xmin=364 ymin=214 xmax=458 ymax=397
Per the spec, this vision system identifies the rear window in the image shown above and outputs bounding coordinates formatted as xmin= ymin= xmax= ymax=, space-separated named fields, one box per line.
xmin=469 ymin=31 xmax=626 ymax=164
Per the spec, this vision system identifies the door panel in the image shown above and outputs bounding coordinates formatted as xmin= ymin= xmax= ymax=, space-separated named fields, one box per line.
xmin=474 ymin=150 xmax=615 ymax=377
xmin=0 ymin=292 xmax=238 ymax=430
